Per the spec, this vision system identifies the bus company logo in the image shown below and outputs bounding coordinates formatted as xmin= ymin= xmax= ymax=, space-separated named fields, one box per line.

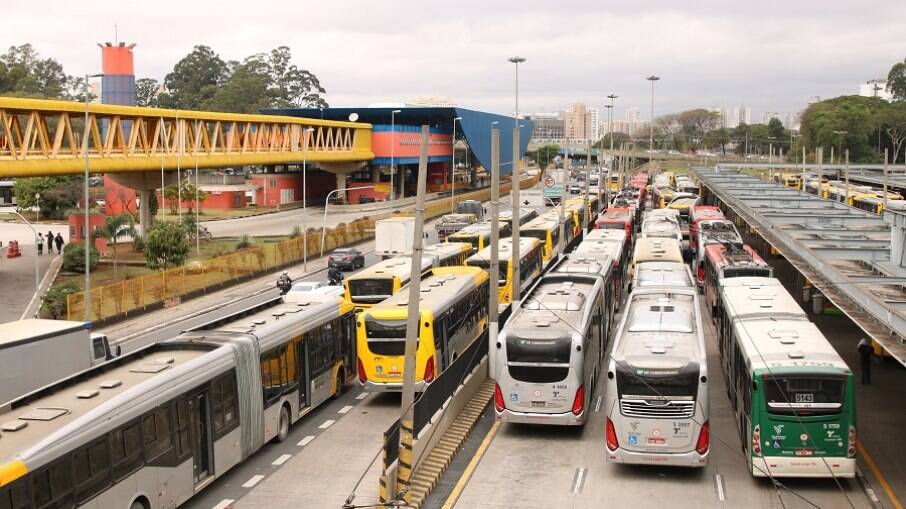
xmin=629 ymin=421 xmax=640 ymax=431
xmin=773 ymin=424 xmax=784 ymax=435
xmin=799 ymin=433 xmax=809 ymax=442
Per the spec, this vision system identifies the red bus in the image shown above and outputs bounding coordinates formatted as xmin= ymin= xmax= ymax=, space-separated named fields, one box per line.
xmin=689 ymin=205 xmax=725 ymax=252
xmin=701 ymin=242 xmax=773 ymax=313
xmin=595 ymin=207 xmax=634 ymax=246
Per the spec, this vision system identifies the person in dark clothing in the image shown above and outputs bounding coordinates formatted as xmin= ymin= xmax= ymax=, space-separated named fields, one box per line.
xmin=857 ymin=338 xmax=873 ymax=385
xmin=46 ymin=230 xmax=53 ymax=254
xmin=54 ymin=233 xmax=64 ymax=254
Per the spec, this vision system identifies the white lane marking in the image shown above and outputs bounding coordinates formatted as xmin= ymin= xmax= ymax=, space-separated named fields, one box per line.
xmin=338 ymin=405 xmax=354 ymax=414
xmin=242 ymin=474 xmax=265 ymax=488
xmin=319 ymin=419 xmax=336 ymax=429
xmin=594 ymin=395 xmax=602 ymax=412
xmin=571 ymin=467 xmax=587 ymax=494
xmin=272 ymin=454 xmax=292 ymax=466
xmin=715 ymin=473 xmax=726 ymax=501
xmin=297 ymin=435 xmax=315 ymax=447
xmin=211 ymin=500 xmax=234 ymax=509
xmin=356 ymin=392 xmax=369 ymax=400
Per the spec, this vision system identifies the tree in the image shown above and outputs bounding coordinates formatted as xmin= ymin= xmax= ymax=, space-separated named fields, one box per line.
xmin=42 ymin=282 xmax=79 ymax=319
xmin=677 ymin=109 xmax=721 ymax=149
xmin=62 ymin=242 xmax=99 ymax=273
xmin=887 ymin=57 xmax=906 ymax=102
xmin=262 ymin=46 xmax=328 ymax=108
xmin=158 ymin=45 xmax=229 ymax=110
xmin=14 ymin=176 xmax=82 ymax=219
xmin=162 ymin=179 xmax=208 ymax=214
xmin=872 ymin=102 xmax=906 ymax=164
xmin=532 ymin=144 xmax=561 ymax=169
xmin=204 ymin=59 xmax=272 ymax=113
xmin=135 ymin=78 xmax=160 ymax=107
xmin=598 ymin=133 xmax=631 ymax=150
xmin=767 ymin=118 xmax=786 ymax=140
xmin=97 ymin=214 xmax=137 ymax=275
xmin=0 ymin=44 xmax=79 ymax=99
xmin=144 ymin=222 xmax=189 ymax=269
xmin=799 ymin=95 xmax=887 ymax=162
xmin=704 ymin=128 xmax=731 ymax=155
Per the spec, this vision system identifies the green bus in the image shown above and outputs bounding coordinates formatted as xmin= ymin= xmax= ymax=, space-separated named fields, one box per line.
xmin=717 ymin=277 xmax=856 ymax=478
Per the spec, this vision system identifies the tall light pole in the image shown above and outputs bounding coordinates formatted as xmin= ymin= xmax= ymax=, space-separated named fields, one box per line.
xmin=390 ymin=109 xmax=401 ymax=204
xmin=508 ymin=56 xmax=525 ymax=303
xmin=194 ymin=120 xmax=201 ymax=255
xmin=646 ymin=75 xmax=660 ymax=151
xmin=833 ymin=130 xmax=848 ymax=167
xmin=302 ymin=127 xmax=314 ymax=272
xmin=83 ymin=72 xmax=103 ymax=322
xmin=35 ymin=193 xmax=40 ymax=224
xmin=451 ymin=116 xmax=462 ymax=213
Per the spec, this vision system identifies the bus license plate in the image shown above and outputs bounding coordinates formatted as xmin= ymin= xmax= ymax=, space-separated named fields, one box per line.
xmin=531 ymin=401 xmax=545 ymax=408
xmin=795 ymin=449 xmax=814 ymax=456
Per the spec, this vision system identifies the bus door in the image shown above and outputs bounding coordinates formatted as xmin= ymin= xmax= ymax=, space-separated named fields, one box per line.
xmin=188 ymin=392 xmax=213 ymax=485
xmin=296 ymin=339 xmax=310 ymax=410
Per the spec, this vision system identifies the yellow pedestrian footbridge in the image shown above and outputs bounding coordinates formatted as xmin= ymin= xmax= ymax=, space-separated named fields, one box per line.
xmin=0 ymin=97 xmax=374 ymax=178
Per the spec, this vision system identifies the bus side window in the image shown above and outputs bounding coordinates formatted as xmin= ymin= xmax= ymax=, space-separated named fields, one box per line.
xmin=143 ymin=404 xmax=174 ymax=462
xmin=211 ymin=372 xmax=239 ymax=438
xmin=31 ymin=457 xmax=73 ymax=508
xmin=0 ymin=478 xmax=30 ymax=509
xmin=110 ymin=420 xmax=143 ymax=481
xmin=175 ymin=399 xmax=192 ymax=461
xmin=73 ymin=437 xmax=110 ymax=503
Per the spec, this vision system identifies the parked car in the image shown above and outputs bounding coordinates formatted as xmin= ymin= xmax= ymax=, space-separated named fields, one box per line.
xmin=284 ymin=281 xmax=345 ymax=301
xmin=328 ymin=247 xmax=365 ymax=270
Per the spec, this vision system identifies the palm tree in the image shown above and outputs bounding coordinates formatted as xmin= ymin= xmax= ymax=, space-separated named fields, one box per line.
xmin=98 ymin=214 xmax=137 ymax=275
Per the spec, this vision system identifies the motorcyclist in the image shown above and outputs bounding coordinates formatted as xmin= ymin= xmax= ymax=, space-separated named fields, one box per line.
xmin=277 ymin=270 xmax=293 ymax=294
xmin=328 ymin=266 xmax=344 ymax=285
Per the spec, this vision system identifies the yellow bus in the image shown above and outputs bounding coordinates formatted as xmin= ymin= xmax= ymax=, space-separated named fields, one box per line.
xmin=423 ymin=241 xmax=472 ymax=267
xmin=499 ymin=207 xmax=539 ymax=228
xmin=356 ymin=266 xmax=490 ymax=391
xmin=521 ymin=214 xmax=563 ymax=265
xmin=630 ymin=237 xmax=684 ymax=281
xmin=564 ymin=196 xmax=590 ymax=234
xmin=344 ymin=255 xmax=433 ymax=310
xmin=447 ymin=221 xmax=512 ymax=253
xmin=466 ymin=237 xmax=543 ymax=303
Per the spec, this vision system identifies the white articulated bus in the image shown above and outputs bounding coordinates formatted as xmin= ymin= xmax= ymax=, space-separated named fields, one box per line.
xmin=494 ymin=271 xmax=609 ymax=426
xmin=604 ymin=287 xmax=710 ymax=467
xmin=0 ymin=295 xmax=356 ymax=508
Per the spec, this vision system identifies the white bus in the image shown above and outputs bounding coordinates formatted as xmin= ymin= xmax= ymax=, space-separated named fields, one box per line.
xmin=604 ymin=287 xmax=709 ymax=467
xmin=0 ymin=295 xmax=356 ymax=508
xmin=575 ymin=229 xmax=628 ymax=308
xmin=494 ymin=272 xmax=609 ymax=426
xmin=631 ymin=261 xmax=694 ymax=290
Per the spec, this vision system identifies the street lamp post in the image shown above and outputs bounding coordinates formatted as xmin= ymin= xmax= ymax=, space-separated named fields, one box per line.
xmin=35 ymin=193 xmax=40 ymax=223
xmin=194 ymin=120 xmax=201 ymax=255
xmin=302 ymin=127 xmax=314 ymax=273
xmin=833 ymin=130 xmax=848 ymax=167
xmin=508 ymin=56 xmax=525 ymax=303
xmin=83 ymin=72 xmax=103 ymax=322
xmin=390 ymin=110 xmax=401 ymax=204
xmin=320 ymin=186 xmax=375 ymax=257
xmin=451 ymin=116 xmax=462 ymax=213
xmin=646 ymin=75 xmax=660 ymax=151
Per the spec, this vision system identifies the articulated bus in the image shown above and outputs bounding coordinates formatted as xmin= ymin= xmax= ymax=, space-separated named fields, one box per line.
xmin=576 ymin=229 xmax=628 ymax=308
xmin=466 ymin=237 xmax=543 ymax=304
xmin=632 ymin=261 xmax=693 ymax=290
xmin=447 ymin=221 xmax=512 ymax=254
xmin=0 ymin=295 xmax=355 ymax=509
xmin=521 ymin=215 xmax=563 ymax=266
xmin=702 ymin=242 xmax=772 ymax=312
xmin=423 ymin=242 xmax=472 ymax=268
xmin=604 ymin=287 xmax=709 ymax=467
xmin=716 ymin=277 xmax=856 ymax=478
xmin=494 ymin=271 xmax=609 ymax=426
xmin=357 ymin=266 xmax=490 ymax=392
xmin=499 ymin=207 xmax=539 ymax=229
xmin=553 ymin=255 xmax=616 ymax=329
xmin=630 ymin=237 xmax=683 ymax=280
xmin=344 ymin=255 xmax=433 ymax=310
xmin=564 ymin=197 xmax=589 ymax=234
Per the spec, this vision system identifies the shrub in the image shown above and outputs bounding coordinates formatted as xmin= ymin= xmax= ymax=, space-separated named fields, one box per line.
xmin=42 ymin=283 xmax=79 ymax=319
xmin=236 ymin=234 xmax=252 ymax=249
xmin=62 ymin=243 xmax=99 ymax=273
xmin=144 ymin=222 xmax=189 ymax=269
xmin=132 ymin=235 xmax=145 ymax=252
xmin=290 ymin=225 xmax=302 ymax=239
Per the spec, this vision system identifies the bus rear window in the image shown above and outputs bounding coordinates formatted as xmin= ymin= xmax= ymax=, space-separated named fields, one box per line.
xmin=349 ymin=280 xmax=394 ymax=304
xmin=602 ymin=222 xmax=624 ymax=230
xmin=365 ymin=318 xmax=409 ymax=356
xmin=616 ymin=363 xmax=699 ymax=399
xmin=508 ymin=365 xmax=568 ymax=383
xmin=724 ymin=268 xmax=771 ymax=278
xmin=507 ymin=336 xmax=571 ymax=364
xmin=522 ymin=229 xmax=548 ymax=242
xmin=468 ymin=259 xmax=507 ymax=286
xmin=763 ymin=376 xmax=845 ymax=416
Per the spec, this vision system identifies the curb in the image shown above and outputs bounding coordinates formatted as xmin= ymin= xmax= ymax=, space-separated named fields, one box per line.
xmin=856 ymin=465 xmax=885 ymax=509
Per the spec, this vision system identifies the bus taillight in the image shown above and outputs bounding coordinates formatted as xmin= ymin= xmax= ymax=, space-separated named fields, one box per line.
xmin=424 ymin=356 xmax=436 ymax=383
xmin=357 ymin=358 xmax=367 ymax=383
xmin=494 ymin=383 xmax=505 ymax=412
xmin=848 ymin=425 xmax=857 ymax=457
xmin=696 ymin=420 xmax=710 ymax=455
xmin=571 ymin=385 xmax=585 ymax=416
xmin=605 ymin=417 xmax=619 ymax=452
xmin=752 ymin=424 xmax=762 ymax=456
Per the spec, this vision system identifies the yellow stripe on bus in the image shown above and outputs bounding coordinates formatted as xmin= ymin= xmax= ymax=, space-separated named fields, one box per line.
xmin=0 ymin=459 xmax=27 ymax=487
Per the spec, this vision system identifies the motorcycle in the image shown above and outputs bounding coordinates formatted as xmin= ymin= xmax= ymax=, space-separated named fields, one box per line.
xmin=328 ymin=269 xmax=344 ymax=286
xmin=276 ymin=275 xmax=293 ymax=295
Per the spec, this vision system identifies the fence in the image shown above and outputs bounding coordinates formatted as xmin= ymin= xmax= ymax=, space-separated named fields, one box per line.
xmin=65 ymin=175 xmax=538 ymax=323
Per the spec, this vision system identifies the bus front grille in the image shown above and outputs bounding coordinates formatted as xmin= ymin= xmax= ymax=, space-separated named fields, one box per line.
xmin=619 ymin=399 xmax=694 ymax=419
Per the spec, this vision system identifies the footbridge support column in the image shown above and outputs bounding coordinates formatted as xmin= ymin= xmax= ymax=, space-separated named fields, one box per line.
xmin=109 ymin=172 xmax=180 ymax=236
xmin=321 ymin=161 xmax=367 ymax=204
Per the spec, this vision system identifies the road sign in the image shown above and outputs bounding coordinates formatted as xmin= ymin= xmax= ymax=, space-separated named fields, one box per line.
xmin=521 ymin=189 xmax=544 ymax=207
xmin=544 ymin=176 xmax=555 ymax=187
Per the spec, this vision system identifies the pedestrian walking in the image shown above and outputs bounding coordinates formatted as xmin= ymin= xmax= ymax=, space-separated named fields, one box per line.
xmin=857 ymin=338 xmax=873 ymax=385
xmin=36 ymin=234 xmax=44 ymax=256
xmin=54 ymin=232 xmax=64 ymax=254
xmin=46 ymin=230 xmax=53 ymax=254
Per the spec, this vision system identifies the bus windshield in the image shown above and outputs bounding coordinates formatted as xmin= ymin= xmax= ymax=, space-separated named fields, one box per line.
xmin=724 ymin=267 xmax=772 ymax=278
xmin=616 ymin=363 xmax=699 ymax=400
xmin=348 ymin=279 xmax=394 ymax=304
xmin=763 ymin=376 xmax=845 ymax=416
xmin=469 ymin=259 xmax=507 ymax=286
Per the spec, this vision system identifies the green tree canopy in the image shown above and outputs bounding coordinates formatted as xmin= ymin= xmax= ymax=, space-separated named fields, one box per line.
xmin=871 ymin=101 xmax=906 ymax=163
xmin=0 ymin=44 xmax=81 ymax=99
xmin=14 ymin=176 xmax=83 ymax=219
xmin=531 ymin=144 xmax=561 ymax=170
xmin=144 ymin=222 xmax=189 ymax=270
xmin=887 ymin=57 xmax=906 ymax=101
xmin=158 ymin=45 xmax=229 ymax=110
xmin=135 ymin=78 xmax=160 ymax=107
xmin=799 ymin=95 xmax=887 ymax=162
xmin=97 ymin=214 xmax=137 ymax=274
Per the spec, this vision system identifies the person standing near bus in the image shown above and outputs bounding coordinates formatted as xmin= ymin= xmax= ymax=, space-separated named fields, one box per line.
xmin=46 ymin=230 xmax=54 ymax=254
xmin=55 ymin=232 xmax=64 ymax=254
xmin=857 ymin=338 xmax=873 ymax=385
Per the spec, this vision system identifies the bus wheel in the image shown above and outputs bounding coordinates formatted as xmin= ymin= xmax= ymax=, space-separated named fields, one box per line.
xmin=276 ymin=404 xmax=291 ymax=443
xmin=333 ymin=369 xmax=345 ymax=399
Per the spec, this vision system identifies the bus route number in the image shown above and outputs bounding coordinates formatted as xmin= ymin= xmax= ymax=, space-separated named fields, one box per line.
xmin=794 ymin=393 xmax=814 ymax=403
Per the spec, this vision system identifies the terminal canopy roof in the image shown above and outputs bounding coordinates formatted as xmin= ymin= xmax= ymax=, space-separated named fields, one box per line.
xmin=263 ymin=106 xmax=534 ymax=176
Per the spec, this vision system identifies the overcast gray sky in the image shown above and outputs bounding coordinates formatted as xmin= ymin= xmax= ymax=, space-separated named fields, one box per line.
xmin=6 ymin=0 xmax=905 ymax=119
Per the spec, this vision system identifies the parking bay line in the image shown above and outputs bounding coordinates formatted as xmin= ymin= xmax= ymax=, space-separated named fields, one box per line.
xmin=242 ymin=474 xmax=265 ymax=489
xmin=338 ymin=405 xmax=354 ymax=414
xmin=319 ymin=419 xmax=336 ymax=429
xmin=572 ymin=467 xmax=587 ymax=494
xmin=272 ymin=454 xmax=292 ymax=466
xmin=211 ymin=500 xmax=234 ymax=509
xmin=714 ymin=473 xmax=726 ymax=501
xmin=297 ymin=435 xmax=315 ymax=447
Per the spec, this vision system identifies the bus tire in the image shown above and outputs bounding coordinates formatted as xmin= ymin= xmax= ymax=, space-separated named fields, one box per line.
xmin=130 ymin=497 xmax=149 ymax=509
xmin=276 ymin=404 xmax=291 ymax=443
xmin=333 ymin=369 xmax=345 ymax=399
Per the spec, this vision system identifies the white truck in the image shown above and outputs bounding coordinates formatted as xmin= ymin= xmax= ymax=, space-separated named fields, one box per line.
xmin=375 ymin=216 xmax=418 ymax=259
xmin=0 ymin=319 xmax=118 ymax=405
